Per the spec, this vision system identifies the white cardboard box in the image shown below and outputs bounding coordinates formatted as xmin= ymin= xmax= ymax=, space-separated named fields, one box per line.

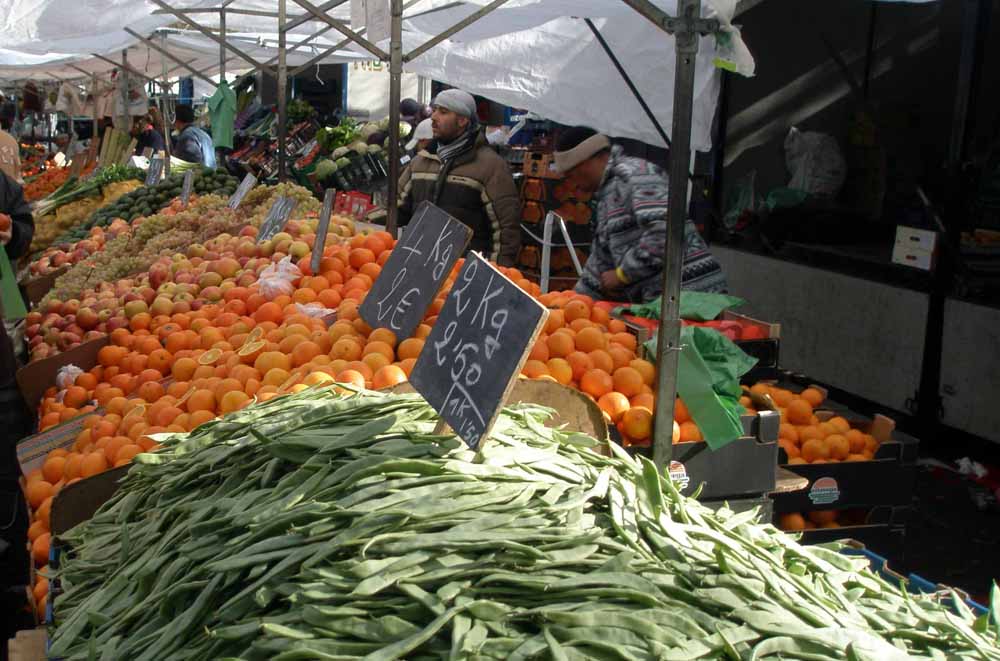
xmin=894 ymin=225 xmax=938 ymax=252
xmin=892 ymin=244 xmax=935 ymax=271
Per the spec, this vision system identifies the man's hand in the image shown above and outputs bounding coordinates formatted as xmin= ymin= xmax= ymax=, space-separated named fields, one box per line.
xmin=600 ymin=269 xmax=624 ymax=292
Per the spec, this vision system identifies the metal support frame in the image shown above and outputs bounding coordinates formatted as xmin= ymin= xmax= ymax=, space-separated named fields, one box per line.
xmin=290 ymin=0 xmax=389 ymax=60
xmin=123 ymin=28 xmax=216 ymax=86
xmin=120 ymin=50 xmax=130 ymax=130
xmin=89 ymin=52 xmax=164 ymax=89
xmin=160 ymin=33 xmax=173 ymax=171
xmin=386 ymin=0 xmax=404 ymax=235
xmin=651 ymin=0 xmax=716 ymax=471
xmin=404 ymin=0 xmax=510 ymax=62
xmin=220 ymin=8 xmax=227 ymax=81
xmin=151 ymin=0 xmax=275 ymax=75
xmin=278 ymin=0 xmax=289 ymax=181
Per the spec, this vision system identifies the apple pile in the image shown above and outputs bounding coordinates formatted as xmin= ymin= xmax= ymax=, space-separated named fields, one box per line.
xmin=29 ymin=221 xmax=130 ymax=277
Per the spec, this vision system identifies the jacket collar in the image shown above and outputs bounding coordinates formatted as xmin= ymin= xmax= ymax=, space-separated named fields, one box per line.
xmin=423 ymin=129 xmax=486 ymax=165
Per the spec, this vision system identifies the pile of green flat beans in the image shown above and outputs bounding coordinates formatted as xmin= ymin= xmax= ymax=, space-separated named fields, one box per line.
xmin=50 ymin=388 xmax=1000 ymax=660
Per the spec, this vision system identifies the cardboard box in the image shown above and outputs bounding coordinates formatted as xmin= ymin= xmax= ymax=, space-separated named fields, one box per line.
xmin=627 ymin=410 xmax=780 ymax=500
xmin=50 ymin=464 xmax=130 ymax=537
xmin=7 ymin=627 xmax=46 ymax=661
xmin=892 ymin=244 xmax=935 ymax=271
xmin=16 ymin=416 xmax=89 ymax=476
xmin=522 ymin=151 xmax=560 ymax=179
xmin=16 ymin=335 xmax=109 ymax=411
xmin=773 ymin=414 xmax=918 ymax=512
xmin=21 ymin=266 xmax=69 ymax=306
xmin=894 ymin=225 xmax=938 ymax=252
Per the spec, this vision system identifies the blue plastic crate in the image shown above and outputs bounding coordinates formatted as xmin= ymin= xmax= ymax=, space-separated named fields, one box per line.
xmin=841 ymin=540 xmax=989 ymax=616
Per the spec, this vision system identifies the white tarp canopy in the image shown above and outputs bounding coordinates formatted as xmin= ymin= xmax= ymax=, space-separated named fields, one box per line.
xmin=0 ymin=0 xmax=756 ymax=149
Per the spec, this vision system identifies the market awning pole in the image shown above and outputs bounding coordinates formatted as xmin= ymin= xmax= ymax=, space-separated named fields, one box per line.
xmin=278 ymin=0 xmax=288 ymax=182
xmin=220 ymin=9 xmax=227 ymax=82
xmin=386 ymin=0 xmax=403 ymax=237
xmin=121 ymin=50 xmax=130 ymax=133
xmin=160 ymin=33 xmax=172 ymax=174
xmin=649 ymin=0 xmax=714 ymax=471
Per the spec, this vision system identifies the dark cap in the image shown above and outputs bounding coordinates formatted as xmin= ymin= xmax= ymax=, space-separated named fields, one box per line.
xmin=175 ymin=104 xmax=195 ymax=124
xmin=400 ymin=98 xmax=422 ymax=118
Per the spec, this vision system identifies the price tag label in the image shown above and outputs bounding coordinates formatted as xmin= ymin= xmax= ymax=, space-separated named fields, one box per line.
xmin=229 ymin=173 xmax=257 ymax=209
xmin=360 ymin=202 xmax=472 ymax=343
xmin=410 ymin=252 xmax=548 ymax=450
xmin=180 ymin=170 xmax=195 ymax=207
xmin=145 ymin=156 xmax=164 ymax=186
xmin=311 ymin=189 xmax=336 ymax=275
xmin=257 ymin=196 xmax=297 ymax=242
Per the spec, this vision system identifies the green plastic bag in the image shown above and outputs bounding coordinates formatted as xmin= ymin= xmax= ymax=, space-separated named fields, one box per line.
xmin=614 ymin=291 xmax=746 ymax=323
xmin=645 ymin=326 xmax=757 ymax=450
xmin=0 ymin=250 xmax=26 ymax=320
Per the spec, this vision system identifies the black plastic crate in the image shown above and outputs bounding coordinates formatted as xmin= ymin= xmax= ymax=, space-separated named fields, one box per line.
xmin=627 ymin=410 xmax=780 ymax=500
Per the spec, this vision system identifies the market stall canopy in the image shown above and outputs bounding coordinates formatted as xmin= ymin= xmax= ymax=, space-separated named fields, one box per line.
xmin=0 ymin=28 xmax=368 ymax=84
xmin=0 ymin=0 xmax=754 ymax=149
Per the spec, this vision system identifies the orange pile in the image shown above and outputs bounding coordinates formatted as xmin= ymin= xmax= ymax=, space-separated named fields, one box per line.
xmin=745 ymin=383 xmax=880 ymax=465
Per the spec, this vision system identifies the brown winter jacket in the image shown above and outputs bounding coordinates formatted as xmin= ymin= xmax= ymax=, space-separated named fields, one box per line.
xmin=382 ymin=132 xmax=521 ymax=266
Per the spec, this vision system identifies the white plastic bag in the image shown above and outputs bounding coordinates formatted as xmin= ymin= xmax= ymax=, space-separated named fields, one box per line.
xmin=54 ymin=365 xmax=85 ymax=401
xmin=295 ymin=302 xmax=338 ymax=327
xmin=258 ymin=256 xmax=302 ymax=300
xmin=785 ymin=127 xmax=846 ymax=196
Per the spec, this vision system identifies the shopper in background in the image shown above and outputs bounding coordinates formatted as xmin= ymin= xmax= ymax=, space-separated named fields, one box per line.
xmin=131 ymin=114 xmax=166 ymax=156
xmin=172 ymin=104 xmax=216 ymax=168
xmin=0 ymin=106 xmax=21 ymax=183
xmin=0 ymin=170 xmax=35 ymax=647
xmin=378 ymin=89 xmax=520 ymax=266
xmin=399 ymin=98 xmax=428 ymax=132
xmin=404 ymin=118 xmax=433 ymax=159
xmin=554 ymin=126 xmax=726 ymax=302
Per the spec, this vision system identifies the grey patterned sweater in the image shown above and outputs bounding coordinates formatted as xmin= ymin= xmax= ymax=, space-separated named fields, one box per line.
xmin=575 ymin=146 xmax=727 ymax=303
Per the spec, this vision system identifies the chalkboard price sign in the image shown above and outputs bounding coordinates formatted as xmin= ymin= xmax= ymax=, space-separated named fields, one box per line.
xmin=145 ymin=157 xmax=164 ymax=186
xmin=360 ymin=202 xmax=472 ymax=342
xmin=410 ymin=252 xmax=549 ymax=450
xmin=180 ymin=170 xmax=195 ymax=207
xmin=311 ymin=189 xmax=336 ymax=275
xmin=229 ymin=173 xmax=257 ymax=209
xmin=257 ymin=197 xmax=297 ymax=242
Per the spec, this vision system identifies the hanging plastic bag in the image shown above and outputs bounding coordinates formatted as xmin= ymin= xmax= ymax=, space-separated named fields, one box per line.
xmin=258 ymin=256 xmax=301 ymax=300
xmin=785 ymin=127 xmax=846 ymax=196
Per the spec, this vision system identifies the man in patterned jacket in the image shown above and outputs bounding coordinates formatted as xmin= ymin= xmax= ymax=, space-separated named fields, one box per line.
xmin=554 ymin=127 xmax=726 ymax=302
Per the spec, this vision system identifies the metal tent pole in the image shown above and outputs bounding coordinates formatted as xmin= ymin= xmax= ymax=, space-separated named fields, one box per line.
xmin=121 ymin=49 xmax=130 ymax=132
xmin=220 ymin=9 xmax=227 ymax=82
xmin=161 ymin=33 xmax=173 ymax=173
xmin=278 ymin=0 xmax=288 ymax=182
xmin=649 ymin=0 xmax=713 ymax=471
xmin=386 ymin=0 xmax=404 ymax=236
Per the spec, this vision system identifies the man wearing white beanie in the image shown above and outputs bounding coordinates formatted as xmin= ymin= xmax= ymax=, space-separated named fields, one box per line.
xmin=377 ymin=88 xmax=520 ymax=266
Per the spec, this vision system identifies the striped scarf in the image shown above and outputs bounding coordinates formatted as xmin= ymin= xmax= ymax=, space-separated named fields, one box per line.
xmin=435 ymin=124 xmax=478 ymax=163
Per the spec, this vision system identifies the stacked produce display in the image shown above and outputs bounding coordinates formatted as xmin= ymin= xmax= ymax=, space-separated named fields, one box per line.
xmin=12 ymin=168 xmax=997 ymax=659
xmin=44 ymin=388 xmax=1000 ymax=660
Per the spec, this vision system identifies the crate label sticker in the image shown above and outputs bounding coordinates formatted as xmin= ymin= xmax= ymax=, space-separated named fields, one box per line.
xmin=668 ymin=461 xmax=691 ymax=493
xmin=808 ymin=476 xmax=840 ymax=505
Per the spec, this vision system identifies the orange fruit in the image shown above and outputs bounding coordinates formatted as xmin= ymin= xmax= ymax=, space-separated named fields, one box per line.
xmin=331 ymin=338 xmax=363 ymax=361
xmin=817 ymin=422 xmax=839 ymax=438
xmin=597 ymin=392 xmax=631 ymax=423
xmin=62 ymin=453 xmax=83 ymax=480
xmin=528 ymin=339 xmax=549 ymax=362
xmin=255 ymin=351 xmax=292 ymax=374
xmin=544 ymin=309 xmax=565 ymax=334
xmin=672 ymin=398 xmax=691 ymax=424
xmin=628 ymin=359 xmax=655 ymax=387
xmin=678 ymin=421 xmax=702 ymax=443
xmin=372 ymin=365 xmax=407 ymax=389
xmin=845 ymin=429 xmax=866 ymax=454
xmin=580 ymin=369 xmax=613 ymax=398
xmin=566 ymin=351 xmax=593 ymax=381
xmin=826 ymin=434 xmax=850 ymax=461
xmin=25 ymin=480 xmax=54 ymax=509
xmin=574 ymin=327 xmax=606 ymax=353
xmin=545 ymin=358 xmax=573 ymax=385
xmin=607 ymin=346 xmax=633 ymax=371
xmin=630 ymin=393 xmax=655 ymax=411
xmin=136 ymin=380 xmax=165 ymax=403
xmin=777 ymin=513 xmax=807 ymax=531
xmin=522 ymin=360 xmax=549 ymax=379
xmin=171 ymin=357 xmax=198 ymax=382
xmin=42 ymin=456 xmax=66 ymax=484
xmin=291 ymin=341 xmax=322 ymax=367
xmin=800 ymin=438 xmax=830 ymax=463
xmin=219 ymin=391 xmax=251 ymax=414
xmin=396 ymin=338 xmax=424 ymax=361
xmin=80 ymin=451 xmax=109 ymax=478
xmin=362 ymin=340 xmax=395 ymax=361
xmin=32 ymin=532 xmax=51 ymax=566
xmin=368 ymin=328 xmax=397 ymax=348
xmin=187 ymin=389 xmax=216 ymax=413
xmin=779 ymin=439 xmax=801 ymax=459
xmin=62 ymin=386 xmax=89 ymax=409
xmin=800 ymin=387 xmax=824 ymax=408
xmin=335 ymin=370 xmax=366 ymax=389
xmin=103 ymin=436 xmax=129 ymax=464
xmin=612 ymin=367 xmax=644 ymax=397
xmin=621 ymin=407 xmax=653 ymax=440
xmin=563 ymin=299 xmax=590 ymax=322
xmin=828 ymin=416 xmax=851 ymax=434
xmin=807 ymin=510 xmax=838 ymax=526
xmin=546 ymin=333 xmax=575 ymax=359
xmin=786 ymin=398 xmax=813 ymax=425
